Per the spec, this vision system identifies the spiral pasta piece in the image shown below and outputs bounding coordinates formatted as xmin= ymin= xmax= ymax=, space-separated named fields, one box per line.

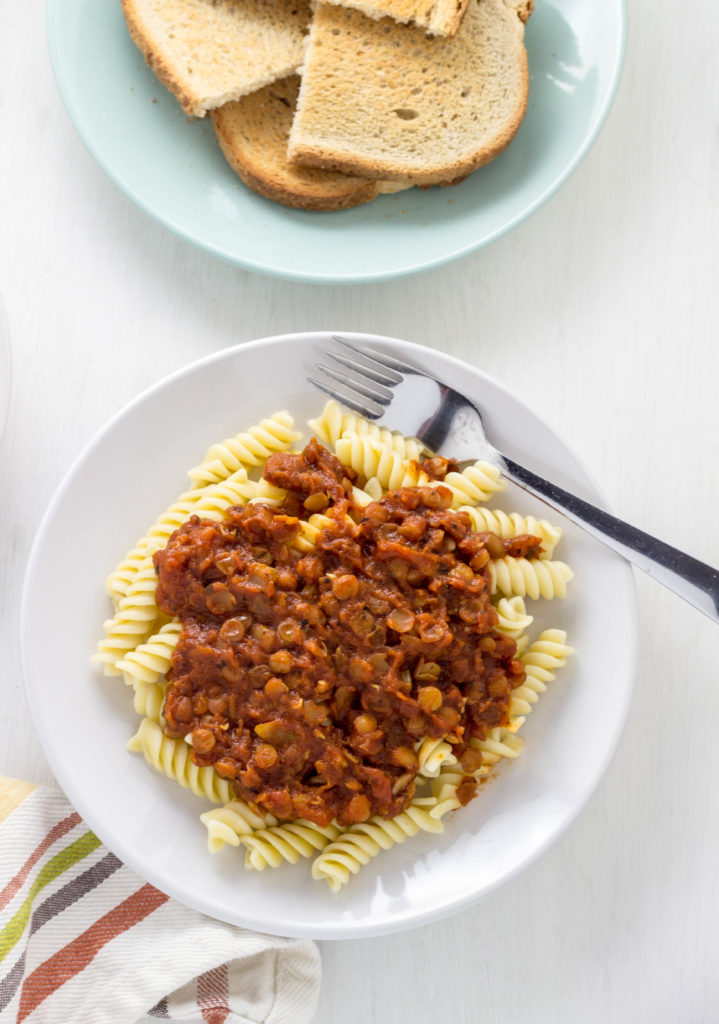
xmin=471 ymin=728 xmax=525 ymax=769
xmin=416 ymin=736 xmax=458 ymax=778
xmin=94 ymin=567 xmax=167 ymax=676
xmin=246 ymin=479 xmax=291 ymax=508
xmin=293 ymin=508 xmax=360 ymax=552
xmin=493 ymin=596 xmax=534 ymax=640
xmin=514 ymin=635 xmax=529 ymax=658
xmin=311 ymin=792 xmax=454 ymax=891
xmin=334 ymin=435 xmax=429 ymax=491
xmin=200 ymin=800 xmax=277 ymax=853
xmin=523 ymin=629 xmax=574 ymax=678
xmin=425 ymin=767 xmax=465 ymax=818
xmin=308 ymin=400 xmax=345 ymax=445
xmin=309 ymin=400 xmax=424 ymax=460
xmin=188 ymin=412 xmax=300 ymax=486
xmin=341 ymin=425 xmax=423 ymax=460
xmin=241 ymin=819 xmax=342 ymax=870
xmin=351 ymin=486 xmax=372 ymax=508
xmin=127 ymin=718 xmax=231 ymax=805
xmin=117 ymin=620 xmax=182 ymax=687
xmin=351 ymin=478 xmax=384 ymax=507
xmin=292 ymin=512 xmax=351 ymax=553
xmin=509 ymin=629 xmax=574 ymax=718
xmin=443 ymin=462 xmax=506 ymax=507
xmin=363 ymin=477 xmax=384 ymax=501
xmin=106 ymin=469 xmax=259 ymax=604
xmin=489 ymin=556 xmax=574 ymax=601
xmin=132 ymin=680 xmax=166 ymax=723
xmin=460 ymin=505 xmax=562 ymax=559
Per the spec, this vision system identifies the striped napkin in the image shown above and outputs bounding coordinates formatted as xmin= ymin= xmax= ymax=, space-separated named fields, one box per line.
xmin=0 ymin=778 xmax=320 ymax=1024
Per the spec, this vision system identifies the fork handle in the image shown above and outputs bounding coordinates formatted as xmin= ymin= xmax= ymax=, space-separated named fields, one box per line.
xmin=499 ymin=455 xmax=719 ymax=622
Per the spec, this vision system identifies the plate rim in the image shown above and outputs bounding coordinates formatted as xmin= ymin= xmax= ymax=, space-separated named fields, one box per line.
xmin=46 ymin=0 xmax=629 ymax=284
xmin=20 ymin=331 xmax=638 ymax=938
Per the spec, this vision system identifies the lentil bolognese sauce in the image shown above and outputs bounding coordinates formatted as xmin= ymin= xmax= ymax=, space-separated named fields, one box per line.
xmin=154 ymin=438 xmax=544 ymax=829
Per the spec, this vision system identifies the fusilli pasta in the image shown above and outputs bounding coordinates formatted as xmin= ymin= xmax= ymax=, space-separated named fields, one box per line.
xmin=188 ymin=412 xmax=300 ymax=486
xmin=309 ymin=400 xmax=424 ymax=460
xmin=310 ymin=795 xmax=451 ymax=892
xmin=200 ymin=800 xmax=277 ymax=853
xmin=425 ymin=766 xmax=467 ymax=817
xmin=94 ymin=567 xmax=167 ymax=676
xmin=489 ymin=556 xmax=574 ymax=601
xmin=351 ymin=479 xmax=383 ymax=506
xmin=246 ymin=479 xmax=294 ymax=508
xmin=241 ymin=819 xmax=342 ymax=870
xmin=509 ymin=629 xmax=573 ymax=717
xmin=293 ymin=512 xmax=359 ymax=552
xmin=117 ymin=620 xmax=182 ymax=687
xmin=493 ymin=595 xmax=534 ymax=640
xmin=443 ymin=462 xmax=506 ymax=507
xmin=334 ymin=434 xmax=430 ymax=490
xmin=127 ymin=718 xmax=232 ymax=805
xmin=460 ymin=505 xmax=562 ymax=558
xmin=470 ymin=727 xmax=525 ymax=767
xmin=132 ymin=680 xmax=166 ymax=723
xmin=416 ymin=736 xmax=458 ymax=778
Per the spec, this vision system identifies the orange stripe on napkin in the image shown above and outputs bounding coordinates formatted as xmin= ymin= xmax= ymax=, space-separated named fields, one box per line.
xmin=0 ymin=812 xmax=81 ymax=912
xmin=17 ymin=883 xmax=169 ymax=1022
xmin=197 ymin=963 xmax=231 ymax=1024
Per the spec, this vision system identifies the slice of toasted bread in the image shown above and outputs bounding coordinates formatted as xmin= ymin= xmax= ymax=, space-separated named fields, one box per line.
xmin=122 ymin=0 xmax=311 ymax=118
xmin=211 ymin=77 xmax=413 ymax=211
xmin=288 ymin=0 xmax=533 ymax=186
xmin=321 ymin=0 xmax=470 ymax=37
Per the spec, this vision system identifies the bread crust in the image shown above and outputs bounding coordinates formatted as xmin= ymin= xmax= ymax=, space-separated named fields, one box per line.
xmin=211 ymin=80 xmax=403 ymax=211
xmin=122 ymin=0 xmax=203 ymax=116
xmin=213 ymin=115 xmax=381 ymax=211
xmin=512 ymin=0 xmax=534 ymax=24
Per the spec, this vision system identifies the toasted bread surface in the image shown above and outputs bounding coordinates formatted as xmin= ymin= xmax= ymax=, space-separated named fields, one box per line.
xmin=321 ymin=0 xmax=470 ymax=37
xmin=122 ymin=0 xmax=310 ymax=117
xmin=211 ymin=77 xmax=411 ymax=210
xmin=288 ymin=0 xmax=532 ymax=185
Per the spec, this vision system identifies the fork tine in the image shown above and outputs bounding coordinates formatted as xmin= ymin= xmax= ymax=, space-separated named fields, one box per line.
xmin=315 ymin=362 xmax=393 ymax=404
xmin=331 ymin=335 xmax=410 ymax=379
xmin=306 ymin=376 xmax=385 ymax=421
xmin=323 ymin=349 xmax=399 ymax=388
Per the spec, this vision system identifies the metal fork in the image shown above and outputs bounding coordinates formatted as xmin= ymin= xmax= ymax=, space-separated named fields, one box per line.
xmin=309 ymin=335 xmax=719 ymax=623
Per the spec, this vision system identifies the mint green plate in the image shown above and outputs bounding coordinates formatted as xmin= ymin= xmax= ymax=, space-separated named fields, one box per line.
xmin=48 ymin=0 xmax=626 ymax=283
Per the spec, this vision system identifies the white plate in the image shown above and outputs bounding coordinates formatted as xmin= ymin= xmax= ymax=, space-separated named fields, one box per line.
xmin=21 ymin=333 xmax=637 ymax=938
xmin=0 ymin=292 xmax=10 ymax=439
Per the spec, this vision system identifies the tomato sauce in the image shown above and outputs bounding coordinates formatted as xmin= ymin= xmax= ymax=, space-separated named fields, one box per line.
xmin=154 ymin=440 xmax=537 ymax=827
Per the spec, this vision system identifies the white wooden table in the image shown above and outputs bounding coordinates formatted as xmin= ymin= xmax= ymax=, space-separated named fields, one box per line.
xmin=2 ymin=3 xmax=718 ymax=1021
